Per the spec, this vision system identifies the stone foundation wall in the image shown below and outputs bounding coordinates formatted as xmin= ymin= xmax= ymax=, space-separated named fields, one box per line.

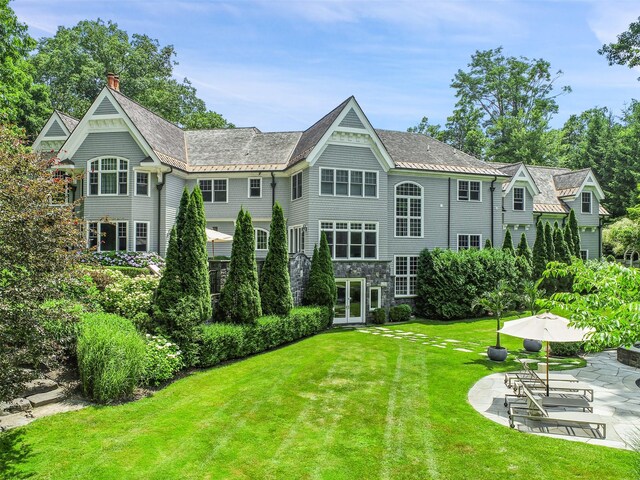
xmin=617 ymin=346 xmax=640 ymax=368
xmin=289 ymin=253 xmax=311 ymax=306
xmin=332 ymin=261 xmax=392 ymax=321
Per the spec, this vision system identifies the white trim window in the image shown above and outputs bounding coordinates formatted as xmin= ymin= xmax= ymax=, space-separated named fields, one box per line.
xmin=458 ymin=180 xmax=481 ymax=201
xmin=319 ymin=168 xmax=377 ymax=198
xmin=255 ymin=228 xmax=269 ymax=251
xmin=88 ymin=221 xmax=128 ymax=251
xmin=395 ymin=182 xmax=422 ymax=237
xmin=581 ymin=192 xmax=592 ymax=214
xmin=320 ymin=221 xmax=378 ymax=260
xmin=291 ymin=172 xmax=303 ymax=200
xmin=289 ymin=225 xmax=305 ymax=254
xmin=395 ymin=256 xmax=418 ymax=297
xmin=135 ymin=222 xmax=149 ymax=252
xmin=458 ymin=234 xmax=482 ymax=251
xmin=199 ymin=179 xmax=228 ymax=202
xmin=88 ymin=157 xmax=128 ymax=196
xmin=580 ymin=250 xmax=589 ymax=261
xmin=248 ymin=177 xmax=262 ymax=198
xmin=51 ymin=169 xmax=71 ymax=205
xmin=513 ymin=187 xmax=525 ymax=211
xmin=369 ymin=287 xmax=382 ymax=310
xmin=136 ymin=172 xmax=149 ymax=196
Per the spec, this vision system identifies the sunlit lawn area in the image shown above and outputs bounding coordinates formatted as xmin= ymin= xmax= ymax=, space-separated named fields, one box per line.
xmin=1 ymin=317 xmax=636 ymax=479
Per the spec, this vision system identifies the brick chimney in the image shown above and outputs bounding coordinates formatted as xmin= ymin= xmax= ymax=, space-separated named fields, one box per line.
xmin=106 ymin=73 xmax=120 ymax=91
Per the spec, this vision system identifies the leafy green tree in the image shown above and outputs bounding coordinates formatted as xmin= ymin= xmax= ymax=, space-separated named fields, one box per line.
xmin=603 ymin=217 xmax=640 ymax=259
xmin=553 ymin=222 xmax=570 ymax=263
xmin=0 ymin=0 xmax=50 ymax=138
xmin=259 ymin=202 xmax=293 ymax=316
xmin=182 ymin=187 xmax=211 ymax=321
xmin=448 ymin=47 xmax=570 ymax=164
xmin=154 ymin=225 xmax=182 ymax=326
xmin=522 ymin=279 xmax=542 ymax=315
xmin=0 ymin=126 xmax=83 ymax=400
xmin=30 ymin=18 xmax=232 ymax=128
xmin=598 ymin=16 xmax=640 ymax=76
xmin=502 ymin=229 xmax=514 ymax=253
xmin=484 ymin=238 xmax=493 ymax=249
xmin=544 ymin=222 xmax=555 ymax=261
xmin=516 ymin=232 xmax=533 ymax=267
xmin=218 ymin=209 xmax=261 ymax=324
xmin=532 ymin=221 xmax=548 ymax=279
xmin=567 ymin=209 xmax=581 ymax=256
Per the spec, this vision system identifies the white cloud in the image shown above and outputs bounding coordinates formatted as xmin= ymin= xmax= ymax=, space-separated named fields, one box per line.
xmin=587 ymin=1 xmax=640 ymax=44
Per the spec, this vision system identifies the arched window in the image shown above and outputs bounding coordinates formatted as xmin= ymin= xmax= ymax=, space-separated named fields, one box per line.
xmin=395 ymin=182 xmax=422 ymax=237
xmin=88 ymin=157 xmax=129 ymax=195
xmin=255 ymin=228 xmax=269 ymax=251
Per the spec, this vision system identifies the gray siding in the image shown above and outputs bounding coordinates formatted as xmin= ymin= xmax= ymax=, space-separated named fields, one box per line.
xmin=287 ymin=169 xmax=309 ymax=240
xmin=339 ymin=109 xmax=365 ymax=129
xmin=94 ymin=97 xmax=118 ymax=115
xmin=308 ymin=144 xmax=389 ymax=260
xmin=579 ymin=229 xmax=600 ymax=259
xmin=502 ymin=184 xmax=535 ymax=227
xmin=44 ymin=120 xmax=66 ymax=137
xmin=161 ymin=174 xmax=185 ymax=255
xmin=567 ymin=187 xmax=600 ymax=227
xmin=73 ymin=131 xmax=157 ymax=252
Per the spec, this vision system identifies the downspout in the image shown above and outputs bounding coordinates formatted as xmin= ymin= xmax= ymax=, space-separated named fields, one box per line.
xmin=270 ymin=172 xmax=276 ymax=207
xmin=447 ymin=178 xmax=451 ymax=249
xmin=598 ymin=216 xmax=603 ymax=258
xmin=490 ymin=176 xmax=497 ymax=247
xmin=156 ymin=167 xmax=172 ymax=254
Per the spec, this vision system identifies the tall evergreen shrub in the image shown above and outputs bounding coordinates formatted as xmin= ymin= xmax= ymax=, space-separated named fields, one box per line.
xmin=553 ymin=222 xmax=571 ymax=264
xmin=154 ymin=226 xmax=182 ymax=326
xmin=218 ymin=209 xmax=262 ymax=324
xmin=502 ymin=229 xmax=514 ymax=253
xmin=319 ymin=232 xmax=337 ymax=308
xmin=303 ymin=233 xmax=336 ymax=309
xmin=563 ymin=224 xmax=575 ymax=258
xmin=415 ymin=248 xmax=435 ymax=317
xmin=516 ymin=232 xmax=533 ymax=267
xmin=532 ymin=221 xmax=547 ymax=279
xmin=259 ymin=202 xmax=293 ymax=316
xmin=176 ymin=188 xmax=190 ymax=252
xmin=544 ymin=222 xmax=555 ymax=262
xmin=567 ymin=209 xmax=581 ymax=257
xmin=484 ymin=238 xmax=493 ymax=249
xmin=303 ymin=245 xmax=322 ymax=306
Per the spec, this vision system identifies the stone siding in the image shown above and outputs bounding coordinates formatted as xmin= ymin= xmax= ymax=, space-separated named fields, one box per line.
xmin=332 ymin=261 xmax=392 ymax=321
xmin=289 ymin=253 xmax=311 ymax=306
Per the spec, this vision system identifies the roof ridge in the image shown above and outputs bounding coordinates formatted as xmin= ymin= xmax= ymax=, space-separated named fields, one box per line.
xmin=301 ymin=96 xmax=353 ymax=134
xmin=54 ymin=110 xmax=79 ymax=121
xmin=108 ymin=87 xmax=183 ymax=132
xmin=554 ymin=167 xmax=591 ymax=177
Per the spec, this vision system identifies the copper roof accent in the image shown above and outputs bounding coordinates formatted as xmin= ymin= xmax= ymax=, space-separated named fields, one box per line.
xmin=154 ymin=151 xmax=188 ymax=171
xmin=533 ymin=203 xmax=569 ymax=214
xmin=599 ymin=205 xmax=610 ymax=216
xmin=394 ymin=161 xmax=507 ymax=176
xmin=557 ymin=188 xmax=579 ymax=197
xmin=188 ymin=163 xmax=287 ymax=173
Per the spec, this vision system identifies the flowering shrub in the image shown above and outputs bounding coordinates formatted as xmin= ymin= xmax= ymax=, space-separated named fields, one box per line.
xmin=100 ymin=273 xmax=159 ymax=324
xmin=80 ymin=251 xmax=165 ymax=269
xmin=141 ymin=334 xmax=184 ymax=386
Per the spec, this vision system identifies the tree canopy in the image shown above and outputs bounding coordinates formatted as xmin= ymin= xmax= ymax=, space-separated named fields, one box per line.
xmin=598 ymin=16 xmax=640 ymax=76
xmin=30 ymin=18 xmax=233 ymax=129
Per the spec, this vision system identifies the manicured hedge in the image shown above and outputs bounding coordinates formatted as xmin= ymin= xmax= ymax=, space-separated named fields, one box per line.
xmin=415 ymin=248 xmax=518 ymax=320
xmin=371 ymin=308 xmax=386 ymax=324
xmin=389 ymin=304 xmax=412 ymax=322
xmin=77 ymin=313 xmax=146 ymax=402
xmin=198 ymin=307 xmax=331 ymax=368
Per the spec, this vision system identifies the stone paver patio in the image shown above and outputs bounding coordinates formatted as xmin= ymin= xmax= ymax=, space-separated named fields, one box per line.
xmin=468 ymin=350 xmax=640 ymax=450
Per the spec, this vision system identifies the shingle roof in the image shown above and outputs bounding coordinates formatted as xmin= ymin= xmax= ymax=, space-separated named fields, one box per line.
xmin=185 ymin=128 xmax=300 ymax=168
xmin=56 ymin=111 xmax=79 ymax=133
xmin=109 ymin=88 xmax=187 ymax=164
xmin=288 ymin=97 xmax=352 ymax=166
xmin=376 ymin=130 xmax=506 ymax=176
xmin=554 ymin=168 xmax=590 ymax=192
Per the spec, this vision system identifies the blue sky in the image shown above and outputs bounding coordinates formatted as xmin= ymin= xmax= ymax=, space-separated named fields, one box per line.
xmin=14 ymin=0 xmax=640 ymax=132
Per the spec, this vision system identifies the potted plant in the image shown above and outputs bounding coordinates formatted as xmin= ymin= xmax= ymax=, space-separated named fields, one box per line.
xmin=475 ymin=280 xmax=514 ymax=362
xmin=521 ymin=280 xmax=543 ymax=352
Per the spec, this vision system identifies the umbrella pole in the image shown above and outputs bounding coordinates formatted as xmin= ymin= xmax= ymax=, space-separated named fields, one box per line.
xmin=212 ymin=240 xmax=215 ymax=259
xmin=546 ymin=341 xmax=550 ymax=397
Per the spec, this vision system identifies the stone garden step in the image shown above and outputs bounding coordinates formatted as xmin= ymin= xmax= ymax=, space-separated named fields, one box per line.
xmin=26 ymin=388 xmax=66 ymax=408
xmin=21 ymin=378 xmax=58 ymax=397
xmin=0 ymin=397 xmax=31 ymax=416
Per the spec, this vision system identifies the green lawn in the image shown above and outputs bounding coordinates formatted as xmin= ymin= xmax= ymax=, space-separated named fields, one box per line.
xmin=1 ymin=317 xmax=636 ymax=479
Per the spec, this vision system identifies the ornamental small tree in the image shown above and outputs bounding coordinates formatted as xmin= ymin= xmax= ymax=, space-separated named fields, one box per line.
xmin=532 ymin=221 xmax=547 ymax=279
xmin=219 ymin=209 xmax=262 ymax=324
xmin=474 ymin=280 xmax=515 ymax=351
xmin=259 ymin=202 xmax=293 ymax=316
xmin=484 ymin=238 xmax=493 ymax=249
xmin=544 ymin=222 xmax=555 ymax=262
xmin=567 ymin=209 xmax=581 ymax=257
xmin=502 ymin=228 xmax=514 ymax=253
xmin=553 ymin=221 xmax=571 ymax=264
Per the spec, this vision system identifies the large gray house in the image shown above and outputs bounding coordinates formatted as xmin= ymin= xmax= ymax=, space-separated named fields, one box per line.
xmin=33 ymin=79 xmax=608 ymax=324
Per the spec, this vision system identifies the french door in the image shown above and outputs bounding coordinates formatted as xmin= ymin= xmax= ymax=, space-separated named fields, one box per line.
xmin=334 ymin=279 xmax=364 ymax=324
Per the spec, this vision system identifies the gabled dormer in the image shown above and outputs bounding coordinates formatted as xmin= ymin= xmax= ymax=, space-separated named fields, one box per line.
xmin=32 ymin=110 xmax=79 ymax=156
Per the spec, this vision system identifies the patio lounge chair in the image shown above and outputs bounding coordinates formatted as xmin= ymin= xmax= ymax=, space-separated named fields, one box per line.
xmin=508 ymin=384 xmax=606 ymax=439
xmin=504 ymin=360 xmax=579 ymax=388
xmin=504 ymin=384 xmax=593 ymax=411
xmin=512 ymin=375 xmax=594 ymax=402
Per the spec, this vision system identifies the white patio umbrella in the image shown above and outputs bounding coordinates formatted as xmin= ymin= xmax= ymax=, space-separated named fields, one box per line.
xmin=206 ymin=228 xmax=233 ymax=258
xmin=498 ymin=312 xmax=593 ymax=396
